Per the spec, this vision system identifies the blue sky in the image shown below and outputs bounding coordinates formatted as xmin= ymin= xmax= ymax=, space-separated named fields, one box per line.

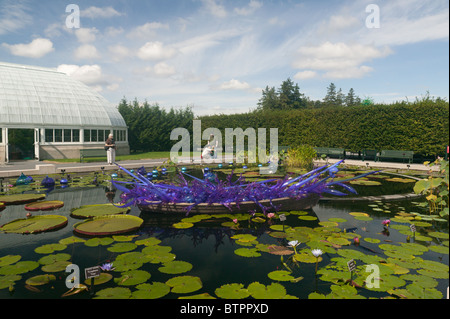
xmin=0 ymin=0 xmax=448 ymax=115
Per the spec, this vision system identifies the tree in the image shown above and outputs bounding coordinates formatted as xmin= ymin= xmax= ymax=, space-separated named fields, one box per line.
xmin=257 ymin=86 xmax=279 ymax=110
xmin=336 ymin=88 xmax=345 ymax=107
xmin=345 ymin=88 xmax=361 ymax=106
xmin=323 ymin=83 xmax=337 ymax=106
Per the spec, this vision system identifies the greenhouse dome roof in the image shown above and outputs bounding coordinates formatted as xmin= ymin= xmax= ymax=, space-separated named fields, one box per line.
xmin=0 ymin=62 xmax=126 ymax=128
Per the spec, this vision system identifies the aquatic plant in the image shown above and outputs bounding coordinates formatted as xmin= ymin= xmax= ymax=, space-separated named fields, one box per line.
xmin=112 ymin=160 xmax=376 ymax=215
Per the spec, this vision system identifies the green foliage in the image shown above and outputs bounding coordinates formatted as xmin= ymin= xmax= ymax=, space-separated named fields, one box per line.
xmin=257 ymin=78 xmax=307 ymax=111
xmin=284 ymin=145 xmax=316 ymax=170
xmin=118 ymin=97 xmax=194 ymax=153
xmin=414 ymin=159 xmax=449 ymax=218
xmin=199 ymin=98 xmax=449 ymax=157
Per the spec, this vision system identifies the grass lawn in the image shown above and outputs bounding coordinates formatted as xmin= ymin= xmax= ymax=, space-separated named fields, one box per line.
xmin=44 ymin=151 xmax=173 ymax=163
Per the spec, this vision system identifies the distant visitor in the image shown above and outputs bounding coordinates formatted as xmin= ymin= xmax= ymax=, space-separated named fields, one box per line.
xmin=105 ymin=134 xmax=116 ymax=165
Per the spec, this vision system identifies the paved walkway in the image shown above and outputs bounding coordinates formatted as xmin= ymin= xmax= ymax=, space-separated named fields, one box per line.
xmin=0 ymin=156 xmax=439 ymax=178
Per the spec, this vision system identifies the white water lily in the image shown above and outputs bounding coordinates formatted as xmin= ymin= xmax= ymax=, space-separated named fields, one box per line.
xmin=288 ymin=240 xmax=299 ymax=247
xmin=311 ymin=249 xmax=323 ymax=258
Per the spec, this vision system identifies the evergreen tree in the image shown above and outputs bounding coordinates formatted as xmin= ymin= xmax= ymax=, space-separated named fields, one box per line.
xmin=257 ymin=86 xmax=279 ymax=110
xmin=336 ymin=88 xmax=345 ymax=107
xmin=323 ymin=83 xmax=337 ymax=106
xmin=345 ymin=88 xmax=361 ymax=106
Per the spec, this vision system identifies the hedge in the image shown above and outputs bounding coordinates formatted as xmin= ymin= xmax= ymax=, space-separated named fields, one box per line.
xmin=197 ymin=100 xmax=449 ymax=157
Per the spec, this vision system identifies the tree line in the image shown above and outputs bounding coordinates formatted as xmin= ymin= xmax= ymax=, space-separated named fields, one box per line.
xmin=257 ymin=78 xmax=367 ymax=111
xmin=118 ymin=97 xmax=193 ymax=152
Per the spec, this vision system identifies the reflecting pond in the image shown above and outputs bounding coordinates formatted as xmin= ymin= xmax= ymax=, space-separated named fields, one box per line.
xmin=0 ymin=166 xmax=448 ymax=299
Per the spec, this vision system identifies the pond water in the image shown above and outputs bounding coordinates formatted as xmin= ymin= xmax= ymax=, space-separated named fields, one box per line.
xmin=0 ymin=166 xmax=448 ymax=300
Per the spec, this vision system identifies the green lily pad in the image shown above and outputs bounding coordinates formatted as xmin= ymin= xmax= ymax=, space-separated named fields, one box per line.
xmin=59 ymin=236 xmax=86 ymax=245
xmin=363 ymin=238 xmax=381 ymax=244
xmin=234 ymin=248 xmax=261 ymax=258
xmin=428 ymin=232 xmax=449 ymax=239
xmin=38 ymin=253 xmax=71 ymax=265
xmin=173 ymin=222 xmax=194 ymax=229
xmin=112 ymin=235 xmax=138 ymax=242
xmin=70 ymin=203 xmax=130 ymax=218
xmin=94 ymin=287 xmax=131 ymax=299
xmin=165 ymin=276 xmax=203 ymax=294
xmin=268 ymin=231 xmax=288 ymax=238
xmin=336 ymin=249 xmax=366 ymax=260
xmin=107 ymin=243 xmax=138 ymax=253
xmin=0 ymin=274 xmax=21 ymax=290
xmin=328 ymin=218 xmax=347 ymax=223
xmin=41 ymin=260 xmax=71 ymax=273
xmin=135 ymin=237 xmax=161 ymax=246
xmin=0 ymin=261 xmax=39 ymax=275
xmin=353 ymin=216 xmax=373 ymax=221
xmin=400 ymin=274 xmax=438 ymax=289
xmin=404 ymin=284 xmax=443 ymax=299
xmin=231 ymin=234 xmax=258 ymax=242
xmin=25 ymin=274 xmax=56 ymax=286
xmin=320 ymin=221 xmax=339 ymax=228
xmin=298 ymin=215 xmax=318 ymax=221
xmin=248 ymin=282 xmax=287 ymax=299
xmin=0 ymin=255 xmax=21 ymax=267
xmin=84 ymin=272 xmax=113 ymax=286
xmin=293 ymin=253 xmax=320 ymax=263
xmin=113 ymin=252 xmax=146 ymax=271
xmin=429 ymin=246 xmax=449 ymax=254
xmin=24 ymin=200 xmax=64 ymax=211
xmin=1 ymin=215 xmax=68 ymax=234
xmin=158 ymin=261 xmax=193 ymax=274
xmin=349 ymin=180 xmax=381 ymax=186
xmin=365 ymin=275 xmax=406 ymax=292
xmin=73 ymin=215 xmax=143 ymax=236
xmin=35 ymin=243 xmax=67 ymax=254
xmin=133 ymin=282 xmax=171 ymax=299
xmin=267 ymin=270 xmax=295 ymax=282
xmin=215 ymin=283 xmax=250 ymax=299
xmin=84 ymin=237 xmax=114 ymax=247
xmin=327 ymin=236 xmax=351 ymax=246
xmin=178 ymin=293 xmax=216 ymax=299
xmin=0 ymin=194 xmax=46 ymax=205
xmin=115 ymin=270 xmax=151 ymax=286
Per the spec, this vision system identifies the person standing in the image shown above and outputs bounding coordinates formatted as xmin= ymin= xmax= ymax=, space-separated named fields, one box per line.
xmin=105 ymin=133 xmax=116 ymax=165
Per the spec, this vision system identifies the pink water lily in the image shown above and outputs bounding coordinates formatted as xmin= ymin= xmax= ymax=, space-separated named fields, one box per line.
xmin=382 ymin=219 xmax=391 ymax=227
xmin=267 ymin=213 xmax=275 ymax=219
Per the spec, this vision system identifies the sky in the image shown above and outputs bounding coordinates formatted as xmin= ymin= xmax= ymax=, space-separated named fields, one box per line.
xmin=0 ymin=0 xmax=448 ymax=116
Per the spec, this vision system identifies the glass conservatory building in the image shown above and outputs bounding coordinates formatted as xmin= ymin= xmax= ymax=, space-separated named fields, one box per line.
xmin=0 ymin=62 xmax=129 ymax=163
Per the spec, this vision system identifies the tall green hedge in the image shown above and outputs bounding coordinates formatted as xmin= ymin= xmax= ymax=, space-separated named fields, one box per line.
xmin=198 ymin=100 xmax=449 ymax=157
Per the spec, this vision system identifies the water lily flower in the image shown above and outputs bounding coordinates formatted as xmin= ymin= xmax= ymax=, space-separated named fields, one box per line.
xmin=382 ymin=219 xmax=391 ymax=227
xmin=267 ymin=213 xmax=275 ymax=219
xmin=311 ymin=249 xmax=323 ymax=258
xmin=353 ymin=237 xmax=360 ymax=245
xmin=232 ymin=219 xmax=238 ymax=224
xmin=288 ymin=240 xmax=299 ymax=247
xmin=100 ymin=263 xmax=115 ymax=272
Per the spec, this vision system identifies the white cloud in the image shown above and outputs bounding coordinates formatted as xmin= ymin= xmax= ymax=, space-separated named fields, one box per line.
xmin=137 ymin=41 xmax=176 ymax=61
xmin=81 ymin=6 xmax=123 ymax=19
xmin=294 ymin=70 xmax=318 ymax=80
xmin=219 ymin=79 xmax=251 ymax=90
xmin=74 ymin=44 xmax=100 ymax=59
xmin=108 ymin=44 xmax=131 ymax=62
xmin=2 ymin=38 xmax=54 ymax=58
xmin=201 ymin=0 xmax=227 ymax=18
xmin=0 ymin=1 xmax=32 ymax=35
xmin=292 ymin=42 xmax=393 ymax=79
xmin=235 ymin=0 xmax=262 ymax=16
xmin=154 ymin=62 xmax=176 ymax=77
xmin=127 ymin=22 xmax=169 ymax=39
xmin=75 ymin=28 xmax=98 ymax=43
xmin=57 ymin=64 xmax=105 ymax=86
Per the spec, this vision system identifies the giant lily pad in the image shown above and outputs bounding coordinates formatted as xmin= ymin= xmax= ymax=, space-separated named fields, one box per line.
xmin=73 ymin=215 xmax=143 ymax=236
xmin=165 ymin=276 xmax=203 ymax=294
xmin=84 ymin=273 xmax=113 ymax=286
xmin=215 ymin=283 xmax=250 ymax=299
xmin=70 ymin=204 xmax=130 ymax=219
xmin=35 ymin=243 xmax=67 ymax=254
xmin=24 ymin=201 xmax=64 ymax=211
xmin=107 ymin=243 xmax=137 ymax=253
xmin=0 ymin=215 xmax=68 ymax=234
xmin=0 ymin=194 xmax=45 ymax=205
